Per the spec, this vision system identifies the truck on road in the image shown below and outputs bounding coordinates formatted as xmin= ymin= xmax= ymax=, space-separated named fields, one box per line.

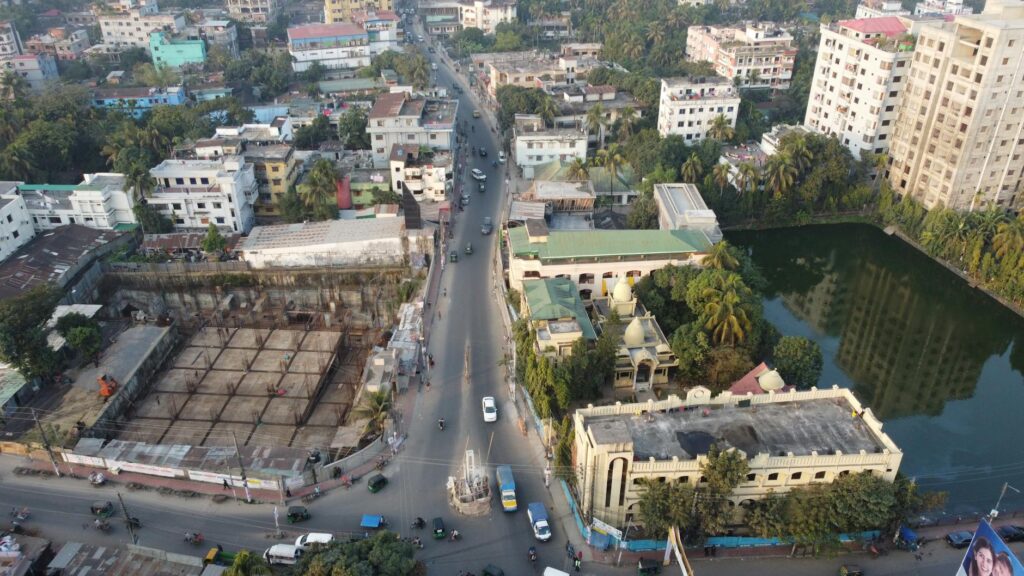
xmin=496 ymin=465 xmax=517 ymax=512
xmin=527 ymin=502 xmax=551 ymax=541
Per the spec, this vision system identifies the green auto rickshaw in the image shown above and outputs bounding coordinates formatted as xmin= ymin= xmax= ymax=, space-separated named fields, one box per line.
xmin=287 ymin=505 xmax=311 ymax=523
xmin=638 ymin=558 xmax=661 ymax=575
xmin=432 ymin=517 xmax=446 ymax=539
xmin=90 ymin=501 xmax=114 ymax=518
xmin=367 ymin=474 xmax=388 ymax=493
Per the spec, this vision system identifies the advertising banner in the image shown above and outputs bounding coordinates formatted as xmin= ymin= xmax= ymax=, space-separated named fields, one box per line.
xmin=956 ymin=519 xmax=1024 ymax=576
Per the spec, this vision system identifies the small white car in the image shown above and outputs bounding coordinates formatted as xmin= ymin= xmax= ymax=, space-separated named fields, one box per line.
xmin=471 ymin=168 xmax=487 ymax=181
xmin=498 ymin=151 xmax=506 ymax=163
xmin=482 ymin=396 xmax=497 ymax=422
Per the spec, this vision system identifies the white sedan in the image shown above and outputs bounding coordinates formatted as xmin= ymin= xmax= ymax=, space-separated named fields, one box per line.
xmin=482 ymin=396 xmax=497 ymax=422
xmin=471 ymin=168 xmax=487 ymax=181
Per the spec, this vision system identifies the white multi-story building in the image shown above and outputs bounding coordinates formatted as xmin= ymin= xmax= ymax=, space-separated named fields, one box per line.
xmin=149 ymin=157 xmax=257 ymax=233
xmin=389 ymin=144 xmax=452 ymax=202
xmin=17 ymin=174 xmax=136 ymax=231
xmin=99 ymin=8 xmax=186 ymax=50
xmin=804 ymin=17 xmax=917 ymax=158
xmin=915 ymin=0 xmax=972 ymax=15
xmin=888 ymin=0 xmax=1024 ymax=211
xmin=225 ymin=0 xmax=279 ymax=23
xmin=286 ymin=23 xmax=370 ymax=72
xmin=367 ymin=91 xmax=458 ymax=164
xmin=419 ymin=0 xmax=516 ymax=35
xmin=0 ymin=21 xmax=23 ymax=64
xmin=656 ymin=76 xmax=740 ymax=142
xmin=856 ymin=0 xmax=910 ymax=17
xmin=4 ymin=53 xmax=58 ymax=91
xmin=686 ymin=24 xmax=796 ymax=89
xmin=350 ymin=10 xmax=402 ymax=55
xmin=512 ymin=114 xmax=588 ymax=179
xmin=0 ymin=183 xmax=35 ymax=262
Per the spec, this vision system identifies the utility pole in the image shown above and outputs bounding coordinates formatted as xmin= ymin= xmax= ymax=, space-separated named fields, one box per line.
xmin=989 ymin=482 xmax=1021 ymax=521
xmin=117 ymin=492 xmax=138 ymax=544
xmin=231 ymin=431 xmax=253 ymax=503
xmin=32 ymin=409 xmax=61 ymax=478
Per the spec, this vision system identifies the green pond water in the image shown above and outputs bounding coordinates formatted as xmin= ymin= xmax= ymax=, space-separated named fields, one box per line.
xmin=729 ymin=224 xmax=1024 ymax=514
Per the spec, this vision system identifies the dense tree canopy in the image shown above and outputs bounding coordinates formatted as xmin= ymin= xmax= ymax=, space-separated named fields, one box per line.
xmin=772 ymin=336 xmax=823 ymax=388
xmin=295 ymin=531 xmax=418 ymax=576
xmin=0 ymin=286 xmax=61 ymax=380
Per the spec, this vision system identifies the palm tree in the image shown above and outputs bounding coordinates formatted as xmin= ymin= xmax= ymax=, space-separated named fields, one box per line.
xmin=707 ymin=113 xmax=735 ymax=142
xmin=0 ymin=141 xmax=36 ymax=181
xmin=700 ymin=272 xmax=753 ymax=346
xmin=763 ymin=153 xmax=797 ymax=199
xmin=223 ymin=551 xmax=270 ymax=576
xmin=736 ymin=162 xmax=760 ymax=196
xmin=782 ymin=136 xmax=813 ymax=175
xmin=585 ymin=103 xmax=607 ymax=149
xmin=704 ymin=241 xmax=739 ymax=271
xmin=538 ymin=96 xmax=558 ymax=127
xmin=993 ymin=214 xmax=1024 ymax=262
xmin=680 ymin=153 xmax=703 ymax=183
xmin=646 ymin=22 xmax=667 ymax=47
xmin=596 ymin=144 xmax=625 ymax=197
xmin=617 ymin=106 xmax=637 ymax=141
xmin=0 ymin=71 xmax=28 ymax=102
xmin=712 ymin=162 xmax=731 ymax=194
xmin=300 ymin=158 xmax=338 ymax=210
xmin=354 ymin=389 xmax=392 ymax=436
xmin=969 ymin=206 xmax=1008 ymax=244
xmin=566 ymin=157 xmax=589 ymax=182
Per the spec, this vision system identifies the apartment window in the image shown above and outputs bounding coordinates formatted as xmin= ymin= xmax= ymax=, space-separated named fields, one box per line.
xmin=4 ymin=214 xmax=9 ymax=223
xmin=375 ymin=135 xmax=383 ymax=140
xmin=271 ymin=179 xmax=282 ymax=186
xmin=215 ymin=217 xmax=225 ymax=224
xmin=172 ymin=203 xmax=182 ymax=210
xmin=271 ymin=166 xmax=279 ymax=173
xmin=189 ymin=178 xmax=197 ymax=185
xmin=984 ymin=37 xmax=993 ymax=48
xmin=11 ymin=230 xmax=17 ymax=239
xmin=200 ymin=177 xmax=209 ymax=184
xmin=174 ymin=178 xmax=184 ymax=185
xmin=885 ymin=105 xmax=894 ymax=112
xmin=213 ymin=203 xmax=222 ymax=209
xmin=768 ymin=473 xmax=779 ymax=481
xmin=175 ymin=218 xmax=185 ymax=224
xmin=746 ymin=473 xmax=756 ymax=482
xmin=814 ymin=471 xmax=826 ymax=480
xmin=197 ymin=202 xmax=206 ymax=209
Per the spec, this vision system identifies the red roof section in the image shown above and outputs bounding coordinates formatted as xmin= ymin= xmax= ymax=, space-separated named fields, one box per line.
xmin=838 ymin=16 xmax=908 ymax=37
xmin=336 ymin=175 xmax=352 ymax=210
xmin=287 ymin=23 xmax=366 ymax=41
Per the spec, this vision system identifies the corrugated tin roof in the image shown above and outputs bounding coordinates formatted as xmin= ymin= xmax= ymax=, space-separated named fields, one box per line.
xmin=508 ymin=227 xmax=712 ymax=261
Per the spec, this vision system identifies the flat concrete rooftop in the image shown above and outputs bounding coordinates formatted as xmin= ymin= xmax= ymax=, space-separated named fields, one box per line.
xmin=585 ymin=397 xmax=885 ymax=460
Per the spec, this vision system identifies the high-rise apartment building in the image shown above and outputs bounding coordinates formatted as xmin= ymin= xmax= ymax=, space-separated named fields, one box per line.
xmin=324 ymin=0 xmax=393 ymax=23
xmin=685 ymin=23 xmax=796 ymax=89
xmin=887 ymin=0 xmax=1024 ymax=210
xmin=656 ymin=76 xmax=740 ymax=142
xmin=804 ymin=17 xmax=916 ymax=158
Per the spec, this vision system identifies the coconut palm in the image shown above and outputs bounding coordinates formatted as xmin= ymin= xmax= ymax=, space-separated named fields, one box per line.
xmin=736 ymin=162 xmax=760 ymax=196
xmin=782 ymin=135 xmax=813 ymax=175
xmin=646 ymin=22 xmax=667 ymax=47
xmin=596 ymin=143 xmax=625 ymax=196
xmin=585 ymin=103 xmax=607 ymax=149
xmin=993 ymin=214 xmax=1024 ymax=262
xmin=707 ymin=113 xmax=735 ymax=142
xmin=969 ymin=206 xmax=1008 ymax=244
xmin=223 ymin=551 xmax=270 ymax=576
xmin=300 ymin=158 xmax=338 ymax=210
xmin=763 ymin=153 xmax=797 ymax=199
xmin=680 ymin=153 xmax=703 ymax=183
xmin=566 ymin=157 xmax=589 ymax=182
xmin=701 ymin=275 xmax=752 ymax=347
xmin=0 ymin=71 xmax=28 ymax=102
xmin=712 ymin=162 xmax=731 ymax=194
xmin=126 ymin=163 xmax=155 ymax=199
xmin=0 ymin=141 xmax=36 ymax=181
xmin=617 ymin=106 xmax=637 ymax=141
xmin=538 ymin=96 xmax=558 ymax=128
xmin=354 ymin=389 xmax=392 ymax=435
xmin=704 ymin=241 xmax=740 ymax=271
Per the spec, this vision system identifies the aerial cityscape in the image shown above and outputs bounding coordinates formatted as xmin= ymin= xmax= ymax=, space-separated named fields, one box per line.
xmin=0 ymin=0 xmax=1019 ymax=573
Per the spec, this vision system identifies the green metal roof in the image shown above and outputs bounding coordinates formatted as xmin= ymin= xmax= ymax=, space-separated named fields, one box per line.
xmin=18 ymin=184 xmax=77 ymax=192
xmin=522 ymin=278 xmax=597 ymax=340
xmin=0 ymin=368 xmax=27 ymax=408
xmin=508 ymin=227 xmax=711 ymax=261
xmin=113 ymin=223 xmax=139 ymax=231
xmin=318 ymin=78 xmax=382 ymax=93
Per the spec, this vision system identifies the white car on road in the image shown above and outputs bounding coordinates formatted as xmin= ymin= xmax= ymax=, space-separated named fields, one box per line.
xmin=471 ymin=169 xmax=487 ymax=181
xmin=498 ymin=151 xmax=506 ymax=163
xmin=482 ymin=396 xmax=497 ymax=422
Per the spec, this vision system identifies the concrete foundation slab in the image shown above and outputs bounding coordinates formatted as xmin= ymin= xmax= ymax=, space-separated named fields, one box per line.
xmin=248 ymin=424 xmax=295 ymax=447
xmin=237 ymin=372 xmax=282 ymax=396
xmin=277 ymin=373 xmax=319 ymax=398
xmin=198 ymin=370 xmax=244 ymax=395
xmin=178 ymin=394 xmax=230 ymax=421
xmin=213 ymin=348 xmax=254 ymax=372
xmin=251 ymin=349 xmax=293 ymax=373
xmin=119 ymin=418 xmax=172 ymax=443
xmin=204 ymin=422 xmax=256 ymax=446
xmin=292 ymin=426 xmax=337 ymax=449
xmin=175 ymin=347 xmax=218 ymax=370
xmin=153 ymin=369 xmax=196 ymax=393
xmin=306 ymin=401 xmax=347 ymax=426
xmin=218 ymin=395 xmax=268 ymax=423
xmin=301 ymin=331 xmax=341 ymax=352
xmin=189 ymin=326 xmax=235 ymax=348
xmin=321 ymin=383 xmax=355 ymax=405
xmin=162 ymin=419 xmax=213 ymax=445
xmin=263 ymin=329 xmax=305 ymax=350
xmin=289 ymin=351 xmax=332 ymax=374
xmin=228 ymin=328 xmax=272 ymax=349
xmin=133 ymin=392 xmax=190 ymax=419
xmin=261 ymin=397 xmax=311 ymax=426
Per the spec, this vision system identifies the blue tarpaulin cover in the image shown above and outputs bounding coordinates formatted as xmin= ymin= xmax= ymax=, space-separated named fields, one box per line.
xmin=899 ymin=525 xmax=919 ymax=543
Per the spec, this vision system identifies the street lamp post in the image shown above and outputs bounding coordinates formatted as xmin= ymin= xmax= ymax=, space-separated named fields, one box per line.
xmin=989 ymin=482 xmax=1021 ymax=521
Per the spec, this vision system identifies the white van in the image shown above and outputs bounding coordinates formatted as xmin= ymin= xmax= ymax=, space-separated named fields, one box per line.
xmin=264 ymin=544 xmax=303 ymax=565
xmin=295 ymin=532 xmax=334 ymax=551
xmin=543 ymin=569 xmax=571 ymax=576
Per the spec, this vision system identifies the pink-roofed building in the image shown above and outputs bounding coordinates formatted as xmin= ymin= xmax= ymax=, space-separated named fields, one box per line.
xmin=804 ymin=16 xmax=928 ymax=158
xmin=4 ymin=53 xmax=58 ymax=91
xmin=729 ymin=362 xmax=794 ymax=395
xmin=286 ymin=22 xmax=369 ymax=72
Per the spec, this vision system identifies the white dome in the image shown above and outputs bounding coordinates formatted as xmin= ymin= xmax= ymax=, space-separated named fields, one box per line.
xmin=612 ymin=280 xmax=633 ymax=303
xmin=757 ymin=369 xmax=786 ymax=391
xmin=623 ymin=317 xmax=645 ymax=348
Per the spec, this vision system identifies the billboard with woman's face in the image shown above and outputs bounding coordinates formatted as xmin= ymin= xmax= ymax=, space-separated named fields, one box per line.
xmin=957 ymin=520 xmax=1024 ymax=576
